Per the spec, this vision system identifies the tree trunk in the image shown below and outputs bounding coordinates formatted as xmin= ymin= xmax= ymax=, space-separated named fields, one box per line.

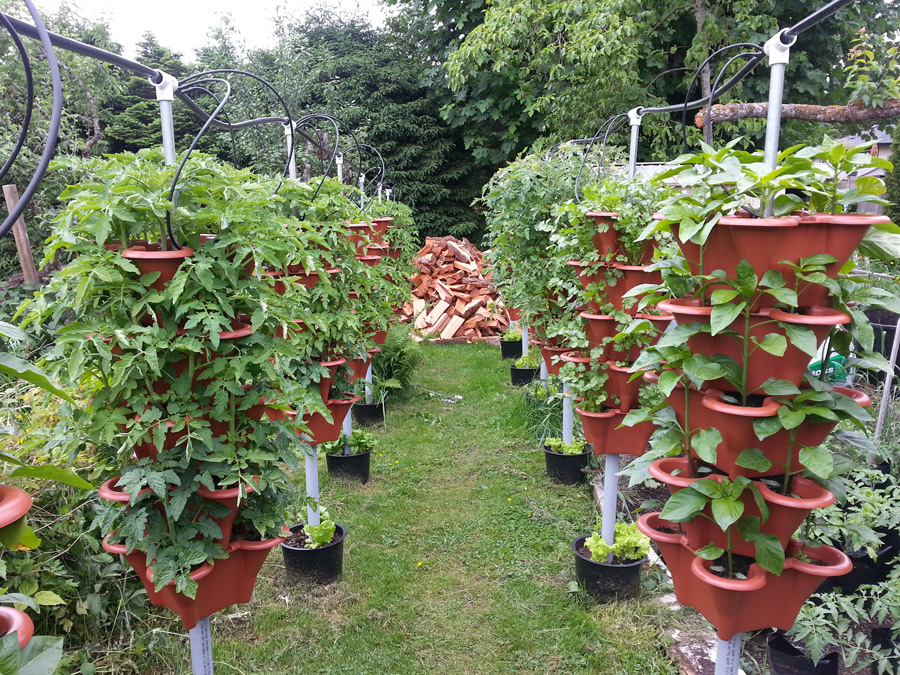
xmin=694 ymin=100 xmax=900 ymax=127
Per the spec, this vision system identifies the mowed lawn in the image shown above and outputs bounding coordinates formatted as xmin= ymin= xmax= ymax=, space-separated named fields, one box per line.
xmin=139 ymin=342 xmax=678 ymax=675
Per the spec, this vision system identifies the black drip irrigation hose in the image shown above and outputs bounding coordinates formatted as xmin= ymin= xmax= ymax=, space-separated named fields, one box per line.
xmin=354 ymin=143 xmax=386 ymax=216
xmin=179 ymin=84 xmax=239 ymax=168
xmin=293 ymin=113 xmax=343 ymax=201
xmin=574 ymin=113 xmax=629 ymax=206
xmin=0 ymin=0 xmax=62 ymax=242
xmin=0 ymin=12 xmax=34 ymax=185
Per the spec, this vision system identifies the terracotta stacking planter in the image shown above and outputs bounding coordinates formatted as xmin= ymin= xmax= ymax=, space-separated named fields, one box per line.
xmin=302 ymin=395 xmax=361 ymax=445
xmin=585 ymin=211 xmax=622 ymax=257
xmin=348 ymin=348 xmax=380 ymax=383
xmin=540 ymin=344 xmax=572 ymax=376
xmin=568 ymin=261 xmax=661 ymax=312
xmin=102 ymin=532 xmax=284 ymax=630
xmin=122 ymin=244 xmax=194 ymax=292
xmin=637 ymin=512 xmax=850 ymax=641
xmin=658 ymin=298 xmax=851 ymax=393
xmin=0 ymin=606 xmax=34 ymax=648
xmin=581 ymin=311 xmax=672 ymax=361
xmin=677 ymin=476 xmax=836 ymax=556
xmin=696 ymin=387 xmax=871 ymax=478
xmin=287 ymin=266 xmax=341 ymax=289
xmin=576 ymin=407 xmax=653 ymax=456
xmin=0 ymin=485 xmax=33 ymax=549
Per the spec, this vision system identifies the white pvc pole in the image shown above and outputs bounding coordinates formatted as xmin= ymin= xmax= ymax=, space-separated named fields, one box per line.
xmin=540 ymin=361 xmax=548 ymax=386
xmin=714 ymin=634 xmax=743 ymax=675
xmin=761 ymin=30 xmax=795 ymax=215
xmin=627 ymin=108 xmax=642 ymax=180
xmin=155 ymin=71 xmax=178 ymax=167
xmin=285 ymin=123 xmax=297 ymax=180
xmin=342 ymin=407 xmax=353 ymax=456
xmin=365 ymin=361 xmax=373 ymax=404
xmin=189 ymin=617 xmax=214 ymax=675
xmin=562 ymin=381 xmax=573 ymax=445
xmin=359 ymin=173 xmax=365 ymax=209
xmin=305 ymin=449 xmax=320 ymax=526
xmin=872 ymin=316 xmax=900 ymax=458
xmin=601 ymin=453 xmax=620 ymax=563
xmin=522 ymin=324 xmax=529 ymax=356
xmin=336 ymin=153 xmax=344 ymax=182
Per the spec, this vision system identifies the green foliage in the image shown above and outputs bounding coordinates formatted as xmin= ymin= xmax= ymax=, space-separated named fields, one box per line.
xmin=0 ymin=632 xmax=63 ymax=675
xmin=301 ymin=519 xmax=337 ymax=550
xmin=372 ymin=325 xmax=424 ymax=399
xmin=513 ymin=352 xmax=541 ymax=369
xmin=584 ymin=521 xmax=650 ymax=562
xmin=885 ymin=125 xmax=900 ymax=225
xmin=321 ymin=431 xmax=378 ymax=456
xmin=544 ymin=437 xmax=587 ymax=455
xmin=501 ymin=328 xmax=521 ymax=342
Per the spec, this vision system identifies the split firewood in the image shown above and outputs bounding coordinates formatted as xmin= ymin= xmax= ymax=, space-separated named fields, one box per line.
xmin=397 ymin=235 xmax=510 ymax=342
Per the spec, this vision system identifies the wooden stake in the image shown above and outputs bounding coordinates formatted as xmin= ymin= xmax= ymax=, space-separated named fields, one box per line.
xmin=2 ymin=185 xmax=38 ymax=285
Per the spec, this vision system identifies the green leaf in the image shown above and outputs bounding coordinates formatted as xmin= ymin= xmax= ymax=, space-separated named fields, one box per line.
xmin=735 ymin=259 xmax=758 ymax=297
xmin=0 ymin=633 xmax=20 ymax=675
xmin=690 ymin=428 xmax=721 ymax=464
xmin=736 ymin=448 xmax=773 ymax=473
xmin=778 ymin=407 xmax=806 ymax=430
xmin=710 ymin=301 xmax=745 ymax=336
xmin=753 ymin=415 xmax=783 ymax=441
xmin=709 ymin=288 xmax=740 ymax=304
xmin=695 ymin=543 xmax=724 ymax=560
xmin=798 ymin=446 xmax=834 ymax=479
xmin=18 ymin=636 xmax=64 ymax=675
xmin=0 ymin=354 xmax=75 ymax=403
xmin=782 ymin=323 xmax=818 ymax=357
xmin=657 ymin=370 xmax=681 ymax=396
xmin=760 ymin=378 xmax=800 ymax=396
xmin=660 ymin=488 xmax=709 ymax=523
xmin=752 ymin=533 xmax=785 ymax=576
xmin=755 ymin=333 xmax=787 ymax=356
xmin=711 ymin=497 xmax=744 ymax=531
xmin=33 ymin=590 xmax=64 ymax=606
xmin=8 ymin=466 xmax=92 ymax=490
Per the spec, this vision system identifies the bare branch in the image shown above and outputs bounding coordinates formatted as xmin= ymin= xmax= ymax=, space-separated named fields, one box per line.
xmin=695 ymin=100 xmax=900 ymax=127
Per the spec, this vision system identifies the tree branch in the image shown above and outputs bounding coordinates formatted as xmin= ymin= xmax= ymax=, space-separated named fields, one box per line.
xmin=695 ymin=100 xmax=900 ymax=128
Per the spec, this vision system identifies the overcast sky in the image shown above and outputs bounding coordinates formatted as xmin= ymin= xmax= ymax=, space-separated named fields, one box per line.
xmin=38 ymin=0 xmax=387 ymax=60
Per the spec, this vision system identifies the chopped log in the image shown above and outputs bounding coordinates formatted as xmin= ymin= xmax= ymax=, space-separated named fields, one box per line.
xmin=424 ymin=300 xmax=451 ymax=325
xmin=440 ymin=315 xmax=466 ymax=339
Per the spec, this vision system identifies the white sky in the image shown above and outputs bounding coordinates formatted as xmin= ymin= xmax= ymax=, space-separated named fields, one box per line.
xmin=38 ymin=0 xmax=387 ymax=60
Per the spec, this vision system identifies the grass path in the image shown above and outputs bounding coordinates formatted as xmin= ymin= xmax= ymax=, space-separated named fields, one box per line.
xmin=147 ymin=342 xmax=677 ymax=674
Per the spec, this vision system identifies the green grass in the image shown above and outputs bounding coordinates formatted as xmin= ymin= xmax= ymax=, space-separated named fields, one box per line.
xmin=133 ymin=343 xmax=679 ymax=674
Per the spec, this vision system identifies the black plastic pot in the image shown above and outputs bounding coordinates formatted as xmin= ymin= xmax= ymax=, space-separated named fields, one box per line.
xmin=500 ymin=339 xmax=523 ymax=360
xmin=822 ymin=546 xmax=896 ymax=595
xmin=871 ymin=627 xmax=899 ymax=675
xmin=865 ymin=310 xmax=900 ymax=387
xmin=326 ymin=449 xmax=371 ymax=483
xmin=571 ymin=535 xmax=643 ymax=603
xmin=544 ymin=444 xmax=592 ymax=485
xmin=281 ymin=522 xmax=346 ymax=584
xmin=767 ymin=633 xmax=838 ymax=675
xmin=511 ymin=365 xmax=539 ymax=386
xmin=352 ymin=401 xmax=385 ymax=426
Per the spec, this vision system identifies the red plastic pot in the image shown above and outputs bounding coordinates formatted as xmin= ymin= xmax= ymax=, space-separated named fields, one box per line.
xmin=356 ymin=255 xmax=382 ymax=267
xmin=102 ymin=532 xmax=283 ymax=630
xmin=607 ymin=263 xmax=661 ymax=313
xmin=507 ymin=307 xmax=521 ymax=322
xmin=576 ymin=407 xmax=653 ymax=456
xmin=0 ymin=606 xmax=34 ymax=648
xmin=648 ymin=457 xmax=698 ymax=494
xmin=540 ymin=345 xmax=571 ymax=376
xmin=122 ymin=245 xmax=194 ymax=292
xmin=0 ymin=485 xmax=32 ymax=550
xmin=674 ymin=215 xmax=800 ymax=287
xmin=348 ymin=348 xmax=380 ymax=383
xmin=287 ymin=267 xmax=341 ymax=289
xmin=346 ymin=223 xmax=374 ymax=254
xmin=585 ymin=211 xmax=622 ymax=258
xmin=636 ymin=513 xmax=694 ymax=605
xmin=659 ymin=298 xmax=850 ymax=392
xmin=316 ymin=357 xmax=348 ymax=403
xmin=580 ymin=311 xmax=671 ymax=361
xmin=643 ymin=371 xmax=708 ymax=433
xmin=302 ymin=396 xmax=361 ymax=444
xmin=370 ymin=217 xmax=393 ymax=238
xmin=196 ymin=483 xmax=255 ymax=547
xmin=274 ymin=319 xmax=306 ymax=339
xmin=680 ymin=475 xmax=835 ymax=555
xmin=605 ymin=362 xmax=647 ymax=411
xmin=365 ymin=244 xmax=389 ymax=259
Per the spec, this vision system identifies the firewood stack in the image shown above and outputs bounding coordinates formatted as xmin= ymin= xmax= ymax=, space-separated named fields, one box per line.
xmin=399 ymin=236 xmax=511 ymax=341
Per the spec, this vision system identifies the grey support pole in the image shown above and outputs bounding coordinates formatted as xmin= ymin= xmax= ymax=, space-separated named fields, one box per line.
xmin=342 ymin=406 xmax=353 ymax=456
xmin=521 ymin=324 xmax=529 ymax=356
xmin=359 ymin=173 xmax=365 ymax=209
xmin=305 ymin=448 xmax=320 ymax=526
xmin=761 ymin=29 xmax=796 ymax=214
xmin=155 ymin=71 xmax=178 ymax=166
xmin=285 ymin=122 xmax=297 ymax=180
xmin=601 ymin=453 xmax=620 ymax=562
xmin=627 ymin=108 xmax=642 ymax=180
xmin=365 ymin=361 xmax=374 ymax=404
xmin=189 ymin=618 xmax=214 ymax=675
xmin=562 ymin=381 xmax=574 ymax=445
xmin=714 ymin=634 xmax=743 ymax=675
xmin=336 ymin=153 xmax=344 ymax=182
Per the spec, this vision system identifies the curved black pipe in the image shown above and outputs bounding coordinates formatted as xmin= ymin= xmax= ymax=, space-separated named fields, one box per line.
xmin=0 ymin=13 xmax=34 ymax=185
xmin=0 ymin=0 xmax=62 ymax=242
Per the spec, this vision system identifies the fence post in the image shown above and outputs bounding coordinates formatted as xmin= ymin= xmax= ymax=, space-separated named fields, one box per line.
xmin=2 ymin=185 xmax=38 ymax=285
